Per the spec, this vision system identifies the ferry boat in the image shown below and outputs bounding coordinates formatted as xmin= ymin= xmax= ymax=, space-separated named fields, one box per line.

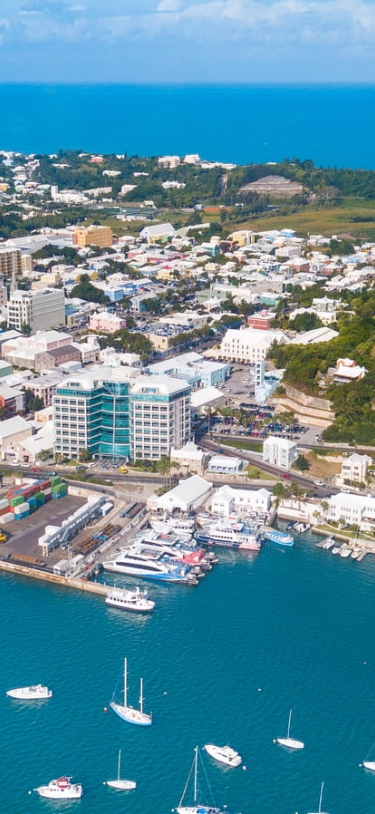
xmin=102 ymin=549 xmax=198 ymax=584
xmin=196 ymin=522 xmax=262 ymax=551
xmin=150 ymin=516 xmax=195 ymax=535
xmin=127 ymin=537 xmax=214 ymax=569
xmin=105 ymin=586 xmax=155 ymax=613
xmin=6 ymin=684 xmax=52 ymax=700
xmin=34 ymin=777 xmax=82 ymax=799
xmin=262 ymin=528 xmax=294 ymax=547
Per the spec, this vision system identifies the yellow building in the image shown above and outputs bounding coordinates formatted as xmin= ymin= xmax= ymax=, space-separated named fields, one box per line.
xmin=73 ymin=225 xmax=113 ymax=248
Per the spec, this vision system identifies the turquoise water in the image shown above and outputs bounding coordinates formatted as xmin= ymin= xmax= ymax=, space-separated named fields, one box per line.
xmin=1 ymin=84 xmax=375 ymax=168
xmin=2 ymin=534 xmax=375 ymax=814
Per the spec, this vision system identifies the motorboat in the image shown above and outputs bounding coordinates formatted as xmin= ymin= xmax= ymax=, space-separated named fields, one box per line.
xmin=105 ymin=750 xmax=137 ymax=790
xmin=274 ymin=709 xmax=304 ymax=750
xmin=105 ymin=586 xmax=155 ymax=613
xmin=176 ymin=746 xmax=227 ymax=814
xmin=102 ymin=548 xmax=195 ymax=583
xmin=6 ymin=684 xmax=52 ymax=700
xmin=110 ymin=657 xmax=152 ymax=726
xmin=34 ymin=777 xmax=82 ymax=799
xmin=262 ymin=528 xmax=295 ymax=547
xmin=203 ymin=744 xmax=242 ymax=767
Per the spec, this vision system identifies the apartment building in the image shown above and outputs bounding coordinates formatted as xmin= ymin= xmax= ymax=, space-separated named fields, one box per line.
xmin=73 ymin=225 xmax=113 ymax=248
xmin=53 ymin=370 xmax=191 ymax=462
xmin=0 ymin=247 xmax=22 ymax=278
xmin=263 ymin=436 xmax=298 ymax=470
xmin=7 ymin=288 xmax=65 ymax=332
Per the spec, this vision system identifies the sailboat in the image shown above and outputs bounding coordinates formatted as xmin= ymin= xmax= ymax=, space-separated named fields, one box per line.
xmin=274 ymin=709 xmax=304 ymax=749
xmin=110 ymin=658 xmax=152 ymax=726
xmin=105 ymin=750 xmax=137 ymax=790
xmin=176 ymin=746 xmax=227 ymax=814
xmin=307 ymin=781 xmax=330 ymax=814
xmin=360 ymin=739 xmax=375 ymax=771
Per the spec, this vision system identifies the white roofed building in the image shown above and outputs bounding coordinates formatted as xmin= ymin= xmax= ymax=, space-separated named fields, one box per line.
xmin=220 ymin=327 xmax=288 ymax=363
xmin=148 ymin=475 xmax=212 ymax=513
xmin=263 ymin=436 xmax=298 ymax=470
xmin=210 ymin=485 xmax=271 ymax=516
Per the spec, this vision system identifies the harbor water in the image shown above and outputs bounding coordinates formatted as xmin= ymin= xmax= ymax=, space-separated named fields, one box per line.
xmin=2 ymin=529 xmax=375 ymax=814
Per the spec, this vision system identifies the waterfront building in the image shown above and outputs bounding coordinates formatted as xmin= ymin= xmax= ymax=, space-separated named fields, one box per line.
xmin=263 ymin=436 xmax=298 ymax=470
xmin=7 ymin=288 xmax=65 ymax=332
xmin=148 ymin=474 xmax=212 ymax=513
xmin=210 ymin=484 xmax=271 ymax=516
xmin=0 ymin=415 xmax=32 ymax=461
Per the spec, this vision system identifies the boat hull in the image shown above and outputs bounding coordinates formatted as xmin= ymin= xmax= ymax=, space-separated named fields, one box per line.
xmin=362 ymin=761 xmax=375 ymax=771
xmin=6 ymin=685 xmax=52 ymax=700
xmin=276 ymin=737 xmax=304 ymax=749
xmin=262 ymin=530 xmax=294 ymax=547
xmin=106 ymin=779 xmax=136 ymax=790
xmin=34 ymin=780 xmax=82 ymax=799
xmin=204 ymin=744 xmax=242 ymax=767
xmin=110 ymin=700 xmax=152 ymax=726
xmin=177 ymin=807 xmax=223 ymax=814
xmin=196 ymin=534 xmax=261 ymax=551
xmin=102 ymin=562 xmax=187 ymax=582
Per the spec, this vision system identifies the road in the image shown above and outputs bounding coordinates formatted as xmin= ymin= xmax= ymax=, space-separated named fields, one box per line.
xmin=200 ymin=436 xmax=334 ymax=497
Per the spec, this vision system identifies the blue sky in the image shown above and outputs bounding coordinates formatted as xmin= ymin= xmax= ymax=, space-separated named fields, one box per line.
xmin=1 ymin=0 xmax=375 ymax=82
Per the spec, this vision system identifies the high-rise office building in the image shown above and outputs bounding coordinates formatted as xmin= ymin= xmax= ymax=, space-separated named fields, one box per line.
xmin=7 ymin=289 xmax=65 ymax=331
xmin=53 ymin=370 xmax=191 ymax=461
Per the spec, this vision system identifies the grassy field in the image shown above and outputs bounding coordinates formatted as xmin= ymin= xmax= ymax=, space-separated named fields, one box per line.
xmin=222 ymin=198 xmax=375 ymax=240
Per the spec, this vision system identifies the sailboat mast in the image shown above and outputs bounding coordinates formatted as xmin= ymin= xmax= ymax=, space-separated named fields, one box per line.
xmin=193 ymin=746 xmax=198 ymax=806
xmin=139 ymin=678 xmax=144 ymax=714
xmin=287 ymin=709 xmax=292 ymax=738
xmin=319 ymin=782 xmax=324 ymax=814
xmin=124 ymin=658 xmax=128 ymax=708
xmin=117 ymin=750 xmax=121 ymax=781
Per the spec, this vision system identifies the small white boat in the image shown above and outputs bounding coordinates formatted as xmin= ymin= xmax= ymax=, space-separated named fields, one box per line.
xmin=106 ymin=586 xmax=155 ymax=613
xmin=34 ymin=777 xmax=82 ymax=799
xmin=110 ymin=657 xmax=152 ymax=726
xmin=203 ymin=743 xmax=242 ymax=767
xmin=105 ymin=749 xmax=136 ymax=790
xmin=307 ymin=781 xmax=330 ymax=814
xmin=274 ymin=709 xmax=304 ymax=750
xmin=331 ymin=546 xmax=341 ymax=555
xmin=6 ymin=684 xmax=52 ymax=700
xmin=340 ymin=546 xmax=352 ymax=558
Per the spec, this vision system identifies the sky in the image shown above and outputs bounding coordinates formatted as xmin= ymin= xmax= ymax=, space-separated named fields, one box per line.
xmin=1 ymin=0 xmax=375 ymax=83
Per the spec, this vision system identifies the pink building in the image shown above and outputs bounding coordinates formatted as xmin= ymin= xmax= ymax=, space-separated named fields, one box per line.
xmin=89 ymin=311 xmax=127 ymax=333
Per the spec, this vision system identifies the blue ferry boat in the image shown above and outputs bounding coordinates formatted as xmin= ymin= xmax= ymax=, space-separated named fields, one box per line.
xmin=262 ymin=528 xmax=295 ymax=547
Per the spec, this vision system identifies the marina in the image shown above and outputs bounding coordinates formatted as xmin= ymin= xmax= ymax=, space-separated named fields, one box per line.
xmin=3 ymin=519 xmax=375 ymax=814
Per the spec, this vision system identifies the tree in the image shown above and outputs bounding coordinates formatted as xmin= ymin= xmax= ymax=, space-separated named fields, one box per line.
xmin=293 ymin=454 xmax=310 ymax=471
xmin=78 ymin=448 xmax=92 ymax=463
xmin=21 ymin=323 xmax=32 ymax=336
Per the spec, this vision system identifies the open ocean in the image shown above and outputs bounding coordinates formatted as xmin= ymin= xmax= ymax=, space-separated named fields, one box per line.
xmin=2 ymin=531 xmax=375 ymax=814
xmin=1 ymin=84 xmax=375 ymax=168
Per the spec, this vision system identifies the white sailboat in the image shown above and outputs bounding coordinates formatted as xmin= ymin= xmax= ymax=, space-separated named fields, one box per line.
xmin=307 ymin=781 xmax=330 ymax=814
xmin=360 ymin=740 xmax=375 ymax=771
xmin=176 ymin=746 xmax=226 ymax=814
xmin=105 ymin=750 xmax=137 ymax=790
xmin=274 ymin=709 xmax=304 ymax=750
xmin=110 ymin=658 xmax=152 ymax=726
